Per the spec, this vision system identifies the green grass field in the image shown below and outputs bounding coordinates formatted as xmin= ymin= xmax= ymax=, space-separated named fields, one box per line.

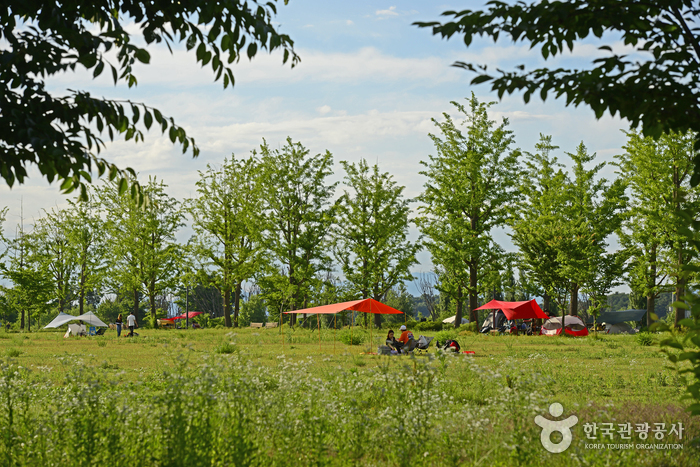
xmin=0 ymin=327 xmax=698 ymax=466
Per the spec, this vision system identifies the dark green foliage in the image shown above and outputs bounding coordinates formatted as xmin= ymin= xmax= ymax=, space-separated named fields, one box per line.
xmin=1 ymin=1 xmax=298 ymax=200
xmin=415 ymin=320 xmax=444 ymax=332
xmin=636 ymin=332 xmax=654 ymax=347
xmin=415 ymin=1 xmax=700 ymax=183
xmin=338 ymin=329 xmax=366 ymax=346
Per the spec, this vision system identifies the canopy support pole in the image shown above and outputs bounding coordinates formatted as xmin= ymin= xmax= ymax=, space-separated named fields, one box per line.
xmin=492 ymin=309 xmax=495 ymax=337
xmin=350 ymin=311 xmax=353 ymax=353
xmin=334 ymin=314 xmax=336 ymax=354
xmin=317 ymin=313 xmax=321 ymax=352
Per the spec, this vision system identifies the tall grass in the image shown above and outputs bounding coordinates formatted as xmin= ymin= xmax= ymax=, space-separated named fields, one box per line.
xmin=0 ymin=350 xmax=697 ymax=466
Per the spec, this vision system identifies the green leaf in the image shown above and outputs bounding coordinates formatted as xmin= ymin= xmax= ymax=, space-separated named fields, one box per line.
xmin=118 ymin=177 xmax=128 ymax=195
xmin=93 ymin=60 xmax=105 ymax=78
xmin=247 ymin=43 xmax=258 ymax=59
xmin=134 ymin=48 xmax=151 ymax=64
xmin=144 ymin=110 xmax=153 ymax=129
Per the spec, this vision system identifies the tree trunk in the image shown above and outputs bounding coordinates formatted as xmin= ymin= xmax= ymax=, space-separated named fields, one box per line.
xmin=233 ymin=282 xmax=241 ymax=328
xmin=675 ymin=244 xmax=685 ymax=329
xmin=223 ymin=287 xmax=232 ymax=328
xmin=540 ymin=292 xmax=550 ymax=327
xmin=79 ymin=261 xmax=87 ymax=315
xmin=646 ymin=243 xmax=657 ymax=328
xmin=133 ymin=288 xmax=139 ymax=325
xmin=374 ymin=312 xmax=381 ymax=329
xmin=469 ymin=263 xmax=478 ymax=323
xmin=569 ymin=283 xmax=579 ymax=316
xmin=149 ymin=285 xmax=156 ymax=326
xmin=455 ymin=286 xmax=463 ymax=329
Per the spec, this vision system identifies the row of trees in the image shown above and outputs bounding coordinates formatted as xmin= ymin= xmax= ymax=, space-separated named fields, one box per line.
xmin=1 ymin=95 xmax=697 ymax=329
xmin=0 ymin=139 xmax=419 ymax=329
xmin=416 ymin=94 xmax=698 ymax=328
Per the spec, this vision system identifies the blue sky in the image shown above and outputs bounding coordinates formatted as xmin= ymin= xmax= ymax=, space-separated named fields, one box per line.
xmin=1 ymin=1 xmax=632 ymax=292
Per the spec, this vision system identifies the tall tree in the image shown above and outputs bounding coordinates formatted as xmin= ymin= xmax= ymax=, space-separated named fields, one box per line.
xmin=2 ymin=1 xmax=298 ymax=198
xmin=29 ymin=208 xmax=77 ymax=313
xmin=1 ymin=215 xmax=52 ymax=330
xmin=186 ymin=156 xmax=267 ymax=327
xmin=417 ymin=94 xmax=520 ymax=326
xmin=510 ymin=135 xmax=569 ymax=316
xmin=416 ymin=1 xmax=700 ymax=182
xmin=333 ymin=159 xmax=420 ymax=328
xmin=65 ymin=195 xmax=107 ymax=315
xmin=100 ymin=177 xmax=183 ymax=325
xmin=257 ymin=138 xmax=336 ymax=324
xmin=617 ymin=130 xmax=700 ymax=327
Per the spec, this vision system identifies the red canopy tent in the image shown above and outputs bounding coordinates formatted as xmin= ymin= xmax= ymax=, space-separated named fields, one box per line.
xmin=171 ymin=311 xmax=204 ymax=320
xmin=475 ymin=299 xmax=549 ymax=320
xmin=282 ymin=298 xmax=404 ymax=351
xmin=475 ymin=299 xmax=548 ymax=335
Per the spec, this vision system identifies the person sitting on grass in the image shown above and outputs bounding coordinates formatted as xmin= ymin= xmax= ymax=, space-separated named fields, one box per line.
xmin=385 ymin=329 xmax=403 ymax=354
xmin=398 ymin=325 xmax=417 ymax=352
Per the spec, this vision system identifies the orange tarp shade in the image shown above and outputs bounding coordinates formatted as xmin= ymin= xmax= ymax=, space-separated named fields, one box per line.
xmin=474 ymin=299 xmax=549 ymax=320
xmin=282 ymin=298 xmax=403 ymax=315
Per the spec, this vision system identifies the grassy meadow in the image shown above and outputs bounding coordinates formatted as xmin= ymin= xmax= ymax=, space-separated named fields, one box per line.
xmin=0 ymin=326 xmax=698 ymax=466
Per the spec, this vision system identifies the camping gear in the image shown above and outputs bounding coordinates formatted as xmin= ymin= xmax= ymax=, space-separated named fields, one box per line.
xmin=65 ymin=324 xmax=87 ymax=337
xmin=416 ymin=335 xmax=434 ymax=351
xmin=475 ymin=299 xmax=549 ymax=336
xmin=463 ymin=351 xmax=475 ymax=355
xmin=436 ymin=339 xmax=460 ymax=352
xmin=283 ymin=298 xmax=405 ymax=352
xmin=88 ymin=326 xmax=96 ymax=336
xmin=172 ymin=311 xmax=204 ymax=320
xmin=605 ymin=322 xmax=636 ymax=334
xmin=597 ymin=309 xmax=646 ymax=325
xmin=44 ymin=312 xmax=78 ymax=329
xmin=541 ymin=316 xmax=589 ymax=336
xmin=442 ymin=315 xmax=468 ymax=325
xmin=480 ymin=310 xmax=506 ymax=333
xmin=74 ymin=311 xmax=108 ymax=327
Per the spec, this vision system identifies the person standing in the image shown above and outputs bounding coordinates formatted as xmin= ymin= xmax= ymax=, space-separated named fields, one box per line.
xmin=126 ymin=311 xmax=137 ymax=337
xmin=116 ymin=313 xmax=123 ymax=337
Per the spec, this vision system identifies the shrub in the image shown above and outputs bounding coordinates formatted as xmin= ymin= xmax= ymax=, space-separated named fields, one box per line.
xmin=338 ymin=329 xmax=366 ymax=346
xmin=214 ymin=342 xmax=237 ymax=354
xmin=6 ymin=348 xmax=22 ymax=357
xmin=415 ymin=320 xmax=443 ymax=332
xmin=636 ymin=332 xmax=654 ymax=347
xmin=458 ymin=322 xmax=478 ymax=333
xmin=433 ymin=330 xmax=459 ymax=344
xmin=97 ymin=339 xmax=107 ymax=348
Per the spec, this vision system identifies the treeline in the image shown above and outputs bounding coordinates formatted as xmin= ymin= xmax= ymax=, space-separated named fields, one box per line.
xmin=0 ymin=95 xmax=697 ymax=329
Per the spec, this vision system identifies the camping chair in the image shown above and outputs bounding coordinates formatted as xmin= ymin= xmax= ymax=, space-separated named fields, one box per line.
xmin=415 ymin=335 xmax=434 ymax=353
xmin=95 ymin=328 xmax=106 ymax=336
xmin=88 ymin=326 xmax=96 ymax=336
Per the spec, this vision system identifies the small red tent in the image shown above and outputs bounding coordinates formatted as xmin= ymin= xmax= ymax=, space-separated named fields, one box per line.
xmin=474 ymin=299 xmax=549 ymax=320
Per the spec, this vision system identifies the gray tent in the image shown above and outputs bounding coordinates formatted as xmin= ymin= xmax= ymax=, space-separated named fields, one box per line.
xmin=44 ymin=312 xmax=78 ymax=329
xmin=74 ymin=311 xmax=108 ymax=327
xmin=597 ymin=309 xmax=646 ymax=325
xmin=606 ymin=322 xmax=636 ymax=334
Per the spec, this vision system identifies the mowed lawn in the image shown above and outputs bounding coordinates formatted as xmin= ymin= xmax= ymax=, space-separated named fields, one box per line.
xmin=0 ymin=327 xmax=698 ymax=466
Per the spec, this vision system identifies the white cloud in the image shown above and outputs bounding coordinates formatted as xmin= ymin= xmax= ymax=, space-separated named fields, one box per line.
xmin=376 ymin=6 xmax=398 ymax=17
xmin=317 ymin=105 xmax=332 ymax=115
xmin=346 ymin=20 xmax=354 ymax=26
